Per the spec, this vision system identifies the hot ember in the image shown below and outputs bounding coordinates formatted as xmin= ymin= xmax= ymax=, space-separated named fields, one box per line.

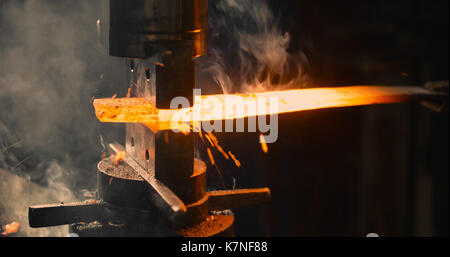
xmin=259 ymin=134 xmax=269 ymax=154
xmin=112 ymin=151 xmax=126 ymax=166
xmin=1 ymin=221 xmax=20 ymax=236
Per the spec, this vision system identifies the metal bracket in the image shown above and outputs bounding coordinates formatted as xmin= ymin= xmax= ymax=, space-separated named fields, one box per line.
xmin=125 ymin=58 xmax=156 ymax=177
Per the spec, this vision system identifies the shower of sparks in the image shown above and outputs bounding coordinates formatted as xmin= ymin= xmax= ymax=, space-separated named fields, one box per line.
xmin=93 ymin=85 xmax=444 ymax=178
xmin=197 ymin=130 xmax=240 ymax=192
xmin=204 ymin=133 xmax=214 ymax=147
xmin=259 ymin=134 xmax=269 ymax=154
xmin=206 ymin=132 xmax=229 ymax=160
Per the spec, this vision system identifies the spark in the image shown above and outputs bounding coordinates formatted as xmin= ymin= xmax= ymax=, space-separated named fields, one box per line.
xmin=206 ymin=148 xmax=215 ymax=166
xmin=12 ymin=156 xmax=30 ymax=170
xmin=216 ymin=144 xmax=229 ymax=160
xmin=228 ymin=151 xmax=241 ymax=168
xmin=204 ymin=133 xmax=214 ymax=147
xmin=259 ymin=134 xmax=269 ymax=154
xmin=205 ymin=132 xmax=229 ymax=160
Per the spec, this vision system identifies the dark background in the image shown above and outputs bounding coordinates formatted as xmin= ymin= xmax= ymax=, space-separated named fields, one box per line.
xmin=224 ymin=0 xmax=448 ymax=236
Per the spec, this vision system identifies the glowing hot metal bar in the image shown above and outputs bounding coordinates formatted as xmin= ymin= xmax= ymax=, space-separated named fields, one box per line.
xmin=93 ymin=85 xmax=446 ymax=131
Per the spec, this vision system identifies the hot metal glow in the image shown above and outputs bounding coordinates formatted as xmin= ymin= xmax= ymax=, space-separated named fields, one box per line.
xmin=93 ymin=85 xmax=441 ymax=132
xmin=112 ymin=151 xmax=126 ymax=166
xmin=259 ymin=134 xmax=269 ymax=154
xmin=1 ymin=221 xmax=20 ymax=236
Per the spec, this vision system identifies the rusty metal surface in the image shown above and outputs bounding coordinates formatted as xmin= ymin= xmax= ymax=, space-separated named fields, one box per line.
xmin=207 ymin=188 xmax=271 ymax=211
xmin=125 ymin=58 xmax=156 ymax=177
xmin=110 ymin=143 xmax=187 ymax=224
xmin=124 ymin=43 xmax=196 ymax=204
xmin=98 ymin=158 xmax=156 ymax=210
xmin=29 ymin=200 xmax=105 ymax=228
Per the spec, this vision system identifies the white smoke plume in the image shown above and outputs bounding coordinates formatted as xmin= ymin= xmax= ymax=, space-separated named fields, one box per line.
xmin=0 ymin=0 xmax=123 ymax=236
xmin=198 ymin=0 xmax=309 ymax=94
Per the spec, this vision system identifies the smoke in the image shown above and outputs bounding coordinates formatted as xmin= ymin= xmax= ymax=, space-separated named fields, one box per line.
xmin=0 ymin=0 xmax=122 ymax=236
xmin=0 ymin=0 xmax=307 ymax=236
xmin=197 ymin=0 xmax=309 ymax=94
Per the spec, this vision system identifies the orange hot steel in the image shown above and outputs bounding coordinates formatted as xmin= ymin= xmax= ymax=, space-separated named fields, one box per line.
xmin=93 ymin=85 xmax=444 ymax=132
